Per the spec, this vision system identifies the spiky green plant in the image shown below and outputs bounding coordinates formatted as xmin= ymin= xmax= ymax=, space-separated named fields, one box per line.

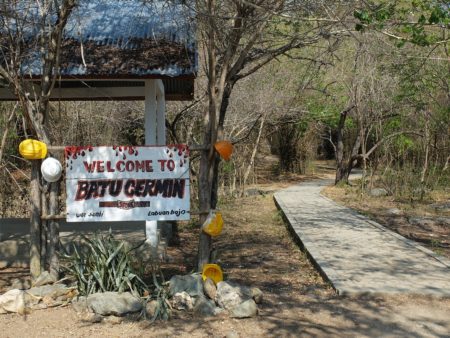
xmin=143 ymin=263 xmax=172 ymax=322
xmin=61 ymin=231 xmax=148 ymax=297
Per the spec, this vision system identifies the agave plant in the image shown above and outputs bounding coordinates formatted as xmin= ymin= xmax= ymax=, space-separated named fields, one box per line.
xmin=61 ymin=231 xmax=148 ymax=297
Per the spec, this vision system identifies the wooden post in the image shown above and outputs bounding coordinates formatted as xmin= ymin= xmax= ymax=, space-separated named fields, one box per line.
xmin=144 ymin=80 xmax=158 ymax=248
xmin=30 ymin=161 xmax=42 ymax=279
xmin=48 ymin=181 xmax=60 ymax=279
xmin=40 ymin=185 xmax=48 ymax=270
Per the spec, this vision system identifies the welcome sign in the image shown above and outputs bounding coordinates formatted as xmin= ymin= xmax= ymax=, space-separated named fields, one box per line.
xmin=65 ymin=145 xmax=190 ymax=222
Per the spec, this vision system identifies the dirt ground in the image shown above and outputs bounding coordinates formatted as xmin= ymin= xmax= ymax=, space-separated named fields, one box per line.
xmin=1 ymin=180 xmax=450 ymax=337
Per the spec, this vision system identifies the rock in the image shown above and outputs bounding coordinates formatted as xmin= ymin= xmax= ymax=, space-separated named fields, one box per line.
xmin=169 ymin=274 xmax=204 ymax=297
xmin=145 ymin=300 xmax=159 ymax=318
xmin=172 ymin=291 xmax=194 ymax=311
xmin=215 ymin=281 xmax=252 ymax=310
xmin=33 ymin=271 xmax=57 ymax=287
xmin=104 ymin=315 xmax=123 ymax=325
xmin=213 ymin=307 xmax=225 ymax=316
xmin=9 ymin=278 xmax=31 ymax=290
xmin=81 ymin=312 xmax=103 ymax=323
xmin=430 ymin=202 xmax=450 ymax=212
xmin=42 ymin=295 xmax=56 ymax=307
xmin=27 ymin=284 xmax=72 ymax=299
xmin=436 ymin=217 xmax=450 ymax=227
xmin=386 ymin=208 xmax=402 ymax=216
xmin=193 ymin=297 xmax=217 ymax=317
xmin=408 ymin=217 xmax=435 ymax=228
xmin=0 ymin=289 xmax=26 ymax=314
xmin=251 ymin=288 xmax=263 ymax=304
xmin=230 ymin=299 xmax=258 ymax=318
xmin=71 ymin=296 xmax=88 ymax=313
xmin=244 ymin=189 xmax=262 ymax=197
xmin=226 ymin=331 xmax=240 ymax=338
xmin=87 ymin=292 xmax=142 ymax=316
xmin=203 ymin=278 xmax=217 ymax=300
xmin=369 ymin=188 xmax=388 ymax=197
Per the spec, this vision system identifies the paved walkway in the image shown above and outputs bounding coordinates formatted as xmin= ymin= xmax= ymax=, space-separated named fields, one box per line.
xmin=274 ymin=179 xmax=450 ymax=296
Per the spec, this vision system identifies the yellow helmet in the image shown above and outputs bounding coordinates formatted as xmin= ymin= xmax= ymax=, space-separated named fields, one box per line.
xmin=19 ymin=139 xmax=48 ymax=160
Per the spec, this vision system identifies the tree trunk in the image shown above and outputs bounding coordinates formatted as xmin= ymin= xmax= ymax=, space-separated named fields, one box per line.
xmin=243 ymin=116 xmax=265 ymax=189
xmin=335 ymin=110 xmax=348 ymax=184
xmin=48 ymin=181 xmax=60 ymax=279
xmin=197 ymin=147 xmax=213 ymax=271
xmin=30 ymin=161 xmax=42 ymax=279
xmin=335 ymin=105 xmax=355 ymax=185
xmin=197 ymin=0 xmax=216 ymax=271
xmin=344 ymin=134 xmax=362 ymax=183
xmin=40 ymin=186 xmax=48 ymax=270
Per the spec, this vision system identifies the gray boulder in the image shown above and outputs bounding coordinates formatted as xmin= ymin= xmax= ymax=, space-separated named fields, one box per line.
xmin=33 ymin=271 xmax=57 ymax=287
xmin=230 ymin=299 xmax=258 ymax=318
xmin=27 ymin=284 xmax=74 ymax=300
xmin=203 ymin=278 xmax=217 ymax=300
xmin=172 ymin=291 xmax=194 ymax=311
xmin=436 ymin=217 xmax=450 ymax=227
xmin=251 ymin=288 xmax=263 ymax=304
xmin=0 ymin=289 xmax=26 ymax=314
xmin=169 ymin=274 xmax=204 ymax=297
xmin=71 ymin=296 xmax=88 ymax=313
xmin=215 ymin=281 xmax=252 ymax=310
xmin=145 ymin=300 xmax=159 ymax=318
xmin=369 ymin=188 xmax=388 ymax=197
xmin=430 ymin=202 xmax=450 ymax=212
xmin=193 ymin=297 xmax=217 ymax=317
xmin=386 ymin=208 xmax=402 ymax=216
xmin=81 ymin=312 xmax=103 ymax=323
xmin=87 ymin=292 xmax=142 ymax=316
xmin=408 ymin=217 xmax=435 ymax=228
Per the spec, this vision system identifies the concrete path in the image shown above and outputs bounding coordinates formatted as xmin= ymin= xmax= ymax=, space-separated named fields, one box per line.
xmin=274 ymin=179 xmax=450 ymax=296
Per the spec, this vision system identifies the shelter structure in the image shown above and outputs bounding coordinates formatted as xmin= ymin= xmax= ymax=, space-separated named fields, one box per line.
xmin=0 ymin=0 xmax=197 ymax=246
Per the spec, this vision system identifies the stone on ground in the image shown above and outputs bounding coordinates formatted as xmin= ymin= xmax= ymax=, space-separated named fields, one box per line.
xmin=33 ymin=271 xmax=57 ymax=287
xmin=27 ymin=284 xmax=74 ymax=300
xmin=193 ymin=297 xmax=217 ymax=317
xmin=145 ymin=300 xmax=159 ymax=318
xmin=230 ymin=299 xmax=258 ymax=318
xmin=172 ymin=291 xmax=194 ymax=311
xmin=369 ymin=188 xmax=388 ymax=197
xmin=386 ymin=208 xmax=402 ymax=216
xmin=71 ymin=296 xmax=88 ymax=313
xmin=215 ymin=281 xmax=252 ymax=310
xmin=0 ymin=289 xmax=26 ymax=314
xmin=203 ymin=277 xmax=217 ymax=300
xmin=104 ymin=315 xmax=123 ymax=324
xmin=87 ymin=292 xmax=142 ymax=316
xmin=169 ymin=273 xmax=204 ymax=297
xmin=251 ymin=287 xmax=263 ymax=304
xmin=81 ymin=312 xmax=103 ymax=323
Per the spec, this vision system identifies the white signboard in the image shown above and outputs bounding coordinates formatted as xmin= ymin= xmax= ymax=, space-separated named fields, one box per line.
xmin=65 ymin=145 xmax=190 ymax=222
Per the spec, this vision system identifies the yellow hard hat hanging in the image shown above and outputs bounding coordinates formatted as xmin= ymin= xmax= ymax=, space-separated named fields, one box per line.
xmin=19 ymin=139 xmax=48 ymax=160
xmin=202 ymin=264 xmax=223 ymax=284
xmin=202 ymin=212 xmax=223 ymax=237
xmin=214 ymin=141 xmax=233 ymax=161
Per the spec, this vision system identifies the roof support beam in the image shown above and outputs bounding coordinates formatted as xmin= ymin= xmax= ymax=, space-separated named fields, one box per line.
xmin=144 ymin=79 xmax=167 ymax=252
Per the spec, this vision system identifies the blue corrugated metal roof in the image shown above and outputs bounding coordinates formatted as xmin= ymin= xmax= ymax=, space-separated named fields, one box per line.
xmin=14 ymin=0 xmax=197 ymax=78
xmin=66 ymin=0 xmax=193 ymax=44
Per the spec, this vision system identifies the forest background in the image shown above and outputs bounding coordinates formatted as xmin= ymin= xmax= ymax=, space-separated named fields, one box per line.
xmin=0 ymin=0 xmax=449 ymax=273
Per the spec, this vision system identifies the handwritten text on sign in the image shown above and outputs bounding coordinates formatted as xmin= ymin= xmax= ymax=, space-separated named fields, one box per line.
xmin=65 ymin=145 xmax=190 ymax=222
